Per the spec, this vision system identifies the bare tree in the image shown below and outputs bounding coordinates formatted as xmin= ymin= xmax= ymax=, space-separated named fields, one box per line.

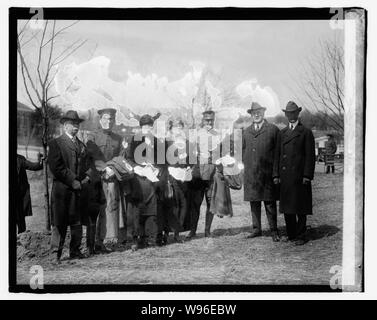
xmin=17 ymin=20 xmax=88 ymax=231
xmin=292 ymin=40 xmax=344 ymax=132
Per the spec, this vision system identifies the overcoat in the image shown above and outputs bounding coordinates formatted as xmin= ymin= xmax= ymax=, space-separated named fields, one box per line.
xmin=278 ymin=122 xmax=316 ymax=215
xmin=16 ymin=154 xmax=43 ymax=232
xmin=48 ymin=133 xmax=92 ymax=227
xmin=242 ymin=121 xmax=280 ymax=201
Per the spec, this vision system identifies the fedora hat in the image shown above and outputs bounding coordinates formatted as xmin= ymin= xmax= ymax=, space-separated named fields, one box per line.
xmin=60 ymin=110 xmax=85 ymax=124
xmin=247 ymin=102 xmax=266 ymax=114
xmin=282 ymin=101 xmax=302 ymax=113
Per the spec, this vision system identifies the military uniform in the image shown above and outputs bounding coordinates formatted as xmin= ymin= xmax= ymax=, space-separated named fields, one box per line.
xmin=187 ymin=110 xmax=221 ymax=238
xmin=86 ymin=108 xmax=123 ymax=247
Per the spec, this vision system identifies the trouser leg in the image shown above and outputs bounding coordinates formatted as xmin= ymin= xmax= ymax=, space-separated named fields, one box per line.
xmin=284 ymin=214 xmax=297 ymax=240
xmin=250 ymin=201 xmax=262 ymax=232
xmin=156 ymin=200 xmax=166 ymax=242
xmin=86 ymin=216 xmax=97 ymax=253
xmin=264 ymin=201 xmax=278 ymax=232
xmin=204 ymin=182 xmax=214 ymax=235
xmin=189 ymin=184 xmax=205 ymax=235
xmin=69 ymin=223 xmax=83 ymax=254
xmin=326 ymin=166 xmax=330 ymax=174
xmin=296 ymin=215 xmax=307 ymax=239
xmin=51 ymin=225 xmax=67 ymax=259
xmin=145 ymin=215 xmax=158 ymax=244
xmin=17 ymin=215 xmax=26 ymax=234
xmin=105 ymin=181 xmax=120 ymax=241
xmin=331 ymin=165 xmax=335 ymax=173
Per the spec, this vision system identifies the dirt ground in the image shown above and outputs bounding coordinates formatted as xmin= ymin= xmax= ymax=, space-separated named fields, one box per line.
xmin=16 ymin=165 xmax=343 ymax=285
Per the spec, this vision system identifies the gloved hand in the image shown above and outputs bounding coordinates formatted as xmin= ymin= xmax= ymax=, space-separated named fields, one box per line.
xmin=81 ymin=176 xmax=90 ymax=185
xmin=303 ymin=177 xmax=311 ymax=185
xmin=273 ymin=177 xmax=280 ymax=185
xmin=37 ymin=152 xmax=45 ymax=162
xmin=72 ymin=180 xmax=81 ymax=190
xmin=105 ymin=166 xmax=115 ymax=177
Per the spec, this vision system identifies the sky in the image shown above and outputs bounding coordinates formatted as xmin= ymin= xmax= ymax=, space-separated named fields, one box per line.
xmin=18 ymin=19 xmax=344 ymax=123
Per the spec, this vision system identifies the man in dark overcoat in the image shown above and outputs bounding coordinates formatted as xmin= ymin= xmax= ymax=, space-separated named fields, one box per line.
xmin=242 ymin=102 xmax=281 ymax=242
xmin=48 ymin=110 xmax=92 ymax=262
xmin=86 ymin=108 xmax=123 ymax=253
xmin=16 ymin=153 xmax=43 ymax=233
xmin=277 ymin=101 xmax=316 ymax=245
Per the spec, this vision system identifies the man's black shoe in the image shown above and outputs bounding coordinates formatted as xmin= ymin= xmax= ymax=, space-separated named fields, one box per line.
xmin=246 ymin=230 xmax=262 ymax=239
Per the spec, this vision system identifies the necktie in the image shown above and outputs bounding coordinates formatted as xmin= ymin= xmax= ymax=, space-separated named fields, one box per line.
xmin=290 ymin=124 xmax=294 ymax=131
xmin=255 ymin=124 xmax=259 ymax=131
xmin=72 ymin=137 xmax=80 ymax=150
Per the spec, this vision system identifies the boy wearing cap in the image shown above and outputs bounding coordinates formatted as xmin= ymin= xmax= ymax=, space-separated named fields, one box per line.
xmin=277 ymin=101 xmax=316 ymax=245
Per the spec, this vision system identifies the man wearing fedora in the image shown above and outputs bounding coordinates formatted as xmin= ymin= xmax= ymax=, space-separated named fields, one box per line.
xmin=86 ymin=108 xmax=123 ymax=253
xmin=277 ymin=101 xmax=315 ymax=245
xmin=242 ymin=102 xmax=281 ymax=242
xmin=186 ymin=109 xmax=221 ymax=239
xmin=49 ymin=110 xmax=92 ymax=262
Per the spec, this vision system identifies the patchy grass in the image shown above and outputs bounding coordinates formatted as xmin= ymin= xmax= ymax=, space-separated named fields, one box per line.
xmin=16 ymin=167 xmax=343 ymax=286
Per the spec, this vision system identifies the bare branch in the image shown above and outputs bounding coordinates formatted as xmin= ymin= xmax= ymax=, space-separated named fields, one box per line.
xmin=41 ymin=20 xmax=81 ymax=48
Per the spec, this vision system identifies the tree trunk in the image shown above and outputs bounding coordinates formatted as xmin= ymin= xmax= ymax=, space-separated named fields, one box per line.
xmin=42 ymin=108 xmax=51 ymax=231
xmin=42 ymin=141 xmax=50 ymax=231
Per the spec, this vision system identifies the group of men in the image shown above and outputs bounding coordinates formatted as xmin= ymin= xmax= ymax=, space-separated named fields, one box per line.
xmin=243 ymin=101 xmax=315 ymax=246
xmin=46 ymin=99 xmax=316 ymax=263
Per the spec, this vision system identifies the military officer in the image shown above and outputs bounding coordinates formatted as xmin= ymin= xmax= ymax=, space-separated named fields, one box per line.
xmin=186 ymin=110 xmax=221 ymax=239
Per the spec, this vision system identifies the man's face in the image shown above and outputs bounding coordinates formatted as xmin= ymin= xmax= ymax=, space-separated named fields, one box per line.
xmin=251 ymin=110 xmax=265 ymax=124
xmin=172 ymin=123 xmax=183 ymax=136
xmin=284 ymin=110 xmax=300 ymax=123
xmin=99 ymin=113 xmax=115 ymax=130
xmin=141 ymin=124 xmax=153 ymax=135
xmin=64 ymin=120 xmax=80 ymax=136
xmin=203 ymin=119 xmax=214 ymax=131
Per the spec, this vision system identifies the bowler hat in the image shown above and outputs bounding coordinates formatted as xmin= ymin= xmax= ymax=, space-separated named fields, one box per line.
xmin=98 ymin=108 xmax=117 ymax=116
xmin=139 ymin=114 xmax=155 ymax=127
xmin=60 ymin=110 xmax=85 ymax=124
xmin=202 ymin=110 xmax=215 ymax=120
xmin=247 ymin=102 xmax=266 ymax=114
xmin=282 ymin=101 xmax=302 ymax=113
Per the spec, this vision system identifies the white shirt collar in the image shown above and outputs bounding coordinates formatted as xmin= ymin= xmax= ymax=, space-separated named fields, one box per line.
xmin=254 ymin=120 xmax=264 ymax=130
xmin=65 ymin=131 xmax=75 ymax=141
xmin=289 ymin=120 xmax=298 ymax=130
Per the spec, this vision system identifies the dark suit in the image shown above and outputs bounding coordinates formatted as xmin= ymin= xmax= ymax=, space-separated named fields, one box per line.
xmin=242 ymin=121 xmax=280 ymax=233
xmin=278 ymin=122 xmax=315 ymax=239
xmin=48 ymin=133 xmax=92 ymax=256
xmin=16 ymin=155 xmax=43 ymax=233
